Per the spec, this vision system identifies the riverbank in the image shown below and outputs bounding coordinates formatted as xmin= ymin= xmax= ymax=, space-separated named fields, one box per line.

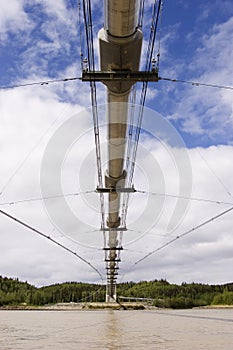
xmin=0 ymin=302 xmax=151 ymax=311
xmin=198 ymin=304 xmax=233 ymax=309
xmin=2 ymin=302 xmax=233 ymax=311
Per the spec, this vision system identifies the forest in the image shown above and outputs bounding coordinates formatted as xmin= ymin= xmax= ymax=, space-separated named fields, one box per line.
xmin=1 ymin=276 xmax=233 ymax=309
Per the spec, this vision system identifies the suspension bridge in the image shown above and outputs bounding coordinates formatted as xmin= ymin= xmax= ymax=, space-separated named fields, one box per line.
xmin=1 ymin=0 xmax=233 ymax=305
xmin=80 ymin=0 xmax=162 ymax=302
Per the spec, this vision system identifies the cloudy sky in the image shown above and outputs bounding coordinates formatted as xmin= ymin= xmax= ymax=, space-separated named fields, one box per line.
xmin=0 ymin=0 xmax=233 ymax=288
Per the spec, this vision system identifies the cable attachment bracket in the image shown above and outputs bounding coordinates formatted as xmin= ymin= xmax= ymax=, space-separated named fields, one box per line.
xmin=96 ymin=187 xmax=136 ymax=193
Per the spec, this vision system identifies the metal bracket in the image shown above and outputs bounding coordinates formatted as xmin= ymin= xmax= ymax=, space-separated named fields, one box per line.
xmin=100 ymin=227 xmax=127 ymax=232
xmin=103 ymin=247 xmax=123 ymax=251
xmin=96 ymin=187 xmax=136 ymax=193
xmin=82 ymin=70 xmax=159 ymax=82
xmin=105 ymin=259 xmax=121 ymax=262
xmin=107 ymin=280 xmax=117 ymax=283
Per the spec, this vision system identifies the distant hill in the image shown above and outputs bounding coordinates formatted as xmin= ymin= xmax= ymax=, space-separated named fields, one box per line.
xmin=1 ymin=276 xmax=233 ymax=308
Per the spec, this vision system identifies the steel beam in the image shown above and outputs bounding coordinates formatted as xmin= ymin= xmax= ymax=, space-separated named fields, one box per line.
xmin=82 ymin=71 xmax=159 ymax=82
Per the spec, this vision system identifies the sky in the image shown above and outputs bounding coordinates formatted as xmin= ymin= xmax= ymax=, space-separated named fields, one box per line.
xmin=0 ymin=0 xmax=233 ymax=288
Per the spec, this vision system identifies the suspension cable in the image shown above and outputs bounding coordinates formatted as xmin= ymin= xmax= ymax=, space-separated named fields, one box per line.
xmin=154 ymin=0 xmax=164 ymax=72
xmin=0 ymin=190 xmax=95 ymax=206
xmin=78 ymin=0 xmax=84 ymax=71
xmin=118 ymin=2 xmax=162 ymax=250
xmin=135 ymin=205 xmax=233 ymax=265
xmin=0 ymin=77 xmax=81 ymax=90
xmin=159 ymin=76 xmax=233 ymax=90
xmin=136 ymin=190 xmax=233 ymax=206
xmin=127 ymin=0 xmax=162 ymax=191
xmin=145 ymin=0 xmax=162 ymax=73
xmin=2 ymin=189 xmax=232 ymax=207
xmin=120 ymin=85 xmax=137 ymax=234
xmin=138 ymin=0 xmax=145 ymax=29
xmin=0 ymin=208 xmax=103 ymax=281
xmin=82 ymin=0 xmax=105 ymax=229
xmin=0 ymin=75 xmax=232 ymax=92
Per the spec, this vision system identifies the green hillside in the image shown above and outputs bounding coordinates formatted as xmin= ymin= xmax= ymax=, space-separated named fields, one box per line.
xmin=1 ymin=276 xmax=233 ymax=309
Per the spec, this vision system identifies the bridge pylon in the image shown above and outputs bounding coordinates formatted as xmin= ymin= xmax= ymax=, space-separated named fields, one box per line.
xmin=106 ymin=283 xmax=117 ymax=303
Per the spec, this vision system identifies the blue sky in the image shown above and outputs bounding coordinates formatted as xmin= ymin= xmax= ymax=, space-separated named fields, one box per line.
xmin=0 ymin=0 xmax=233 ymax=287
xmin=148 ymin=0 xmax=233 ymax=147
xmin=0 ymin=0 xmax=232 ymax=146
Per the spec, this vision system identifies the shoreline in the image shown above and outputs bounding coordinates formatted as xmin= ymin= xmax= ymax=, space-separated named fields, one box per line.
xmin=0 ymin=302 xmax=149 ymax=311
xmin=1 ymin=302 xmax=233 ymax=311
xmin=197 ymin=305 xmax=233 ymax=309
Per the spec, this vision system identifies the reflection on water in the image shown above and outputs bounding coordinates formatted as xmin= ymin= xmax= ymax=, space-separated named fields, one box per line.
xmin=104 ymin=311 xmax=121 ymax=350
xmin=0 ymin=309 xmax=233 ymax=350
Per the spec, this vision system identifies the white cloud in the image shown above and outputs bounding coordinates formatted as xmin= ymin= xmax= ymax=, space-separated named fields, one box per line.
xmin=1 ymin=94 xmax=233 ymax=285
xmin=120 ymin=144 xmax=233 ymax=285
xmin=0 ymin=0 xmax=32 ymax=39
xmin=35 ymin=0 xmax=68 ymax=23
xmin=165 ymin=16 xmax=233 ymax=142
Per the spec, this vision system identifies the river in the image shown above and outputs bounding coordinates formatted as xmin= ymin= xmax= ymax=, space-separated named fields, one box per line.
xmin=0 ymin=308 xmax=233 ymax=349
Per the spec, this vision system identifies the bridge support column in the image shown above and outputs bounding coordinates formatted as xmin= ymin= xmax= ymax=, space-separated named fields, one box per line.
xmin=106 ymin=284 xmax=117 ymax=303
